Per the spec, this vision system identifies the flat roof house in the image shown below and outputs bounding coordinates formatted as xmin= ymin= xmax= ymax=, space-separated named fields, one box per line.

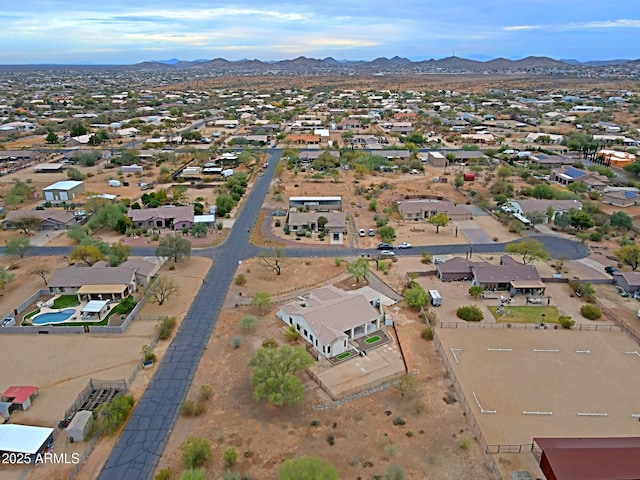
xmin=42 ymin=180 xmax=84 ymax=204
xmin=277 ymin=285 xmax=383 ymax=358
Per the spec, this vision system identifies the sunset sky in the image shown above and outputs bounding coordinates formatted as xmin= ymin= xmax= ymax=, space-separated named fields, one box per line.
xmin=2 ymin=0 xmax=638 ymax=64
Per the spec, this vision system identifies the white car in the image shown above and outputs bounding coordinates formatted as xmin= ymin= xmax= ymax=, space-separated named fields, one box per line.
xmin=397 ymin=242 xmax=412 ymax=249
xmin=358 ymin=229 xmax=366 ymax=237
xmin=379 ymin=250 xmax=395 ymax=257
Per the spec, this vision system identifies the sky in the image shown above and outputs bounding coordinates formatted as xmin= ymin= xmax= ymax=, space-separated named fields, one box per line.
xmin=1 ymin=0 xmax=639 ymax=64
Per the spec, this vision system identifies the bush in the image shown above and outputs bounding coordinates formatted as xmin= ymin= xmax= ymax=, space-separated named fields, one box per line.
xmin=559 ymin=316 xmax=575 ymax=329
xmin=459 ymin=436 xmax=471 ymax=450
xmin=456 ymin=305 xmax=484 ymax=322
xmin=234 ymin=273 xmax=247 ymax=286
xmin=198 ymin=385 xmax=213 ymax=401
xmin=421 ymin=327 xmax=434 ymax=341
xmin=580 ymin=305 xmax=601 ymax=320
xmin=154 ymin=467 xmax=174 ymax=480
xmin=180 ymin=437 xmax=211 ymax=469
xmin=240 ymin=315 xmax=257 ymax=330
xmin=180 ymin=400 xmax=195 ymax=417
xmin=232 ymin=336 xmax=242 ymax=348
xmin=96 ymin=395 xmax=135 ymax=436
xmin=223 ymin=447 xmax=238 ymax=468
xmin=334 ymin=257 xmax=343 ymax=267
xmin=262 ymin=337 xmax=278 ymax=348
xmin=392 ymin=417 xmax=406 ymax=426
xmin=156 ymin=316 xmax=177 ymax=340
xmin=284 ymin=325 xmax=300 ymax=342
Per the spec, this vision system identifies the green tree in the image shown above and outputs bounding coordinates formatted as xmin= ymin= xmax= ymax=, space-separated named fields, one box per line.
xmin=67 ymin=225 xmax=89 ymax=243
xmin=156 ymin=234 xmax=192 ymax=262
xmin=0 ymin=267 xmax=16 ymax=290
xmin=249 ymin=345 xmax=314 ymax=407
xmin=180 ymin=437 xmax=211 ymax=469
xmin=346 ymin=257 xmax=369 ymax=283
xmin=114 ymin=215 xmax=132 ymax=234
xmin=428 ymin=213 xmax=449 ymax=233
xmin=190 ymin=223 xmax=208 ymax=238
xmin=278 ymin=456 xmax=339 ymax=480
xmin=215 ymin=194 xmax=236 ymax=217
xmin=252 ymin=291 xmax=271 ymax=313
xmin=108 ymin=242 xmax=130 ymax=266
xmin=610 ymin=211 xmax=633 ymax=231
xmin=317 ymin=216 xmax=329 ymax=230
xmin=240 ymin=315 xmax=257 ymax=330
xmin=469 ymin=285 xmax=484 ymax=298
xmin=378 ymin=225 xmax=396 ymax=243
xmin=404 ymin=284 xmax=429 ymax=309
xmin=615 ymin=244 xmax=640 ymax=271
xmin=454 ymin=174 xmax=464 ymax=188
xmin=532 ymin=184 xmax=555 ymax=199
xmin=69 ymin=245 xmax=105 ymax=266
xmin=86 ymin=203 xmax=128 ymax=232
xmin=96 ymin=394 xmax=134 ymax=435
xmin=70 ymin=122 xmax=87 ymax=137
xmin=570 ymin=210 xmax=595 ymax=230
xmin=496 ymin=166 xmax=513 ymax=179
xmin=45 ymin=130 xmax=59 ymax=144
xmin=66 ymin=167 xmax=86 ymax=181
xmin=505 ymin=238 xmax=550 ymax=265
xmin=554 ymin=211 xmax=572 ymax=230
xmin=5 ymin=236 xmax=32 ymax=257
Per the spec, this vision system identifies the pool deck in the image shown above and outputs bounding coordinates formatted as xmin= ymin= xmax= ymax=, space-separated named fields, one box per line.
xmin=25 ymin=295 xmax=113 ymax=325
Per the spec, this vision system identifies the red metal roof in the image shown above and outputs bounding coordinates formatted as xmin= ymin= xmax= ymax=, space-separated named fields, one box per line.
xmin=2 ymin=386 xmax=38 ymax=404
xmin=535 ymin=437 xmax=640 ymax=480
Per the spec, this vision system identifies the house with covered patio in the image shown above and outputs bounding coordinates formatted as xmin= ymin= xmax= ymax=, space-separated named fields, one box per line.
xmin=277 ymin=285 xmax=384 ymax=358
xmin=48 ymin=265 xmax=137 ymax=301
xmin=471 ymin=256 xmax=545 ymax=296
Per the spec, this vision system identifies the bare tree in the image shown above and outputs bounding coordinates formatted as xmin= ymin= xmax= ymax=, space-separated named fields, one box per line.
xmin=30 ymin=265 xmax=50 ymax=285
xmin=150 ymin=276 xmax=179 ymax=305
xmin=11 ymin=215 xmax=43 ymax=234
xmin=260 ymin=247 xmax=285 ymax=276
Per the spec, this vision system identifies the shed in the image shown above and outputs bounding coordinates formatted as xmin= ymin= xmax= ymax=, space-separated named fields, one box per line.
xmin=1 ymin=386 xmax=39 ymax=411
xmin=0 ymin=424 xmax=54 ymax=455
xmin=66 ymin=410 xmax=93 ymax=442
xmin=463 ymin=173 xmax=475 ymax=181
xmin=120 ymin=164 xmax=143 ymax=173
xmin=42 ymin=180 xmax=84 ymax=203
xmin=108 ymin=179 xmax=121 ymax=187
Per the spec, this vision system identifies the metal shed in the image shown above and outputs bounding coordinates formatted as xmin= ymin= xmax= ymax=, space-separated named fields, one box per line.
xmin=66 ymin=410 xmax=93 ymax=442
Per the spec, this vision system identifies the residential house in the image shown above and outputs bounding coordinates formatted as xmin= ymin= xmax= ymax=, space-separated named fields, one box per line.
xmin=426 ymin=151 xmax=446 ymax=168
xmin=460 ymin=133 xmax=496 ymax=144
xmin=380 ymin=122 xmax=414 ymax=134
xmin=287 ymin=211 xmax=346 ymax=245
xmin=299 ymin=150 xmax=340 ymax=163
xmin=528 ymin=154 xmax=575 ymax=168
xmin=436 ymin=257 xmax=475 ymax=281
xmin=48 ymin=264 xmax=137 ymax=301
xmin=397 ymin=199 xmax=472 ymax=221
xmin=42 ymin=180 xmax=84 ymax=204
xmin=276 ymin=285 xmax=383 ymax=358
xmin=524 ymin=132 xmax=564 ymax=144
xmin=118 ymin=258 xmax=162 ymax=286
xmin=550 ymin=166 xmax=609 ymax=192
xmin=613 ymin=272 xmax=640 ymax=295
xmin=336 ymin=119 xmax=362 ymax=130
xmin=351 ymin=135 xmax=382 ymax=148
xmin=596 ymin=149 xmax=636 ymax=168
xmin=287 ymin=134 xmax=321 ymax=146
xmin=602 ymin=188 xmax=639 ymax=207
xmin=444 ymin=150 xmax=486 ymax=164
xmin=471 ymin=256 xmax=545 ymax=295
xmin=381 ymin=150 xmax=411 ymax=161
xmin=127 ymin=205 xmax=194 ymax=230
xmin=2 ymin=209 xmax=78 ymax=231
xmin=507 ymin=199 xmax=583 ymax=224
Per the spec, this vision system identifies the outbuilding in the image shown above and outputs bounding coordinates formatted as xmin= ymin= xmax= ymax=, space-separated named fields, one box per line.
xmin=1 ymin=386 xmax=39 ymax=411
xmin=0 ymin=424 xmax=54 ymax=457
xmin=42 ymin=180 xmax=84 ymax=203
xmin=66 ymin=410 xmax=94 ymax=442
xmin=108 ymin=179 xmax=121 ymax=187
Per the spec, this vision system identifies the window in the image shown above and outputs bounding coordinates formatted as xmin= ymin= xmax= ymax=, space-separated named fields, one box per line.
xmin=327 ymin=346 xmax=331 ymax=354
xmin=303 ymin=329 xmax=308 ymax=337
xmin=296 ymin=324 xmax=300 ymax=331
xmin=309 ymin=334 xmax=314 ymax=342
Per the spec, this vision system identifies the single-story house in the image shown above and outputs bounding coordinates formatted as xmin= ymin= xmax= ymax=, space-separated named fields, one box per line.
xmin=397 ymin=199 xmax=472 ymax=221
xmin=602 ymin=188 xmax=639 ymax=207
xmin=436 ymin=257 xmax=475 ymax=281
xmin=48 ymin=265 xmax=137 ymax=301
xmin=276 ymin=285 xmax=383 ymax=358
xmin=289 ymin=196 xmax=342 ymax=211
xmin=528 ymin=154 xmax=575 ymax=168
xmin=42 ymin=180 xmax=84 ymax=204
xmin=287 ymin=211 xmax=346 ymax=245
xmin=596 ymin=149 xmax=636 ymax=168
xmin=471 ymin=256 xmax=544 ymax=295
xmin=613 ymin=272 xmax=640 ymax=295
xmin=507 ymin=199 xmax=582 ymax=224
xmin=118 ymin=258 xmax=162 ymax=286
xmin=287 ymin=134 xmax=321 ymax=145
xmin=336 ymin=119 xmax=362 ymax=130
xmin=381 ymin=150 xmax=411 ymax=161
xmin=1 ymin=386 xmax=39 ymax=412
xmin=300 ymin=150 xmax=340 ymax=163
xmin=443 ymin=150 xmax=486 ymax=164
xmin=351 ymin=135 xmax=382 ymax=147
xmin=2 ymin=209 xmax=78 ymax=231
xmin=550 ymin=166 xmax=609 ymax=191
xmin=524 ymin=132 xmax=564 ymax=144
xmin=127 ymin=205 xmax=194 ymax=230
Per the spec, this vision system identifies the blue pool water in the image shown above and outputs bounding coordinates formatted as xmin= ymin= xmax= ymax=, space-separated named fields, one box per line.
xmin=32 ymin=309 xmax=76 ymax=325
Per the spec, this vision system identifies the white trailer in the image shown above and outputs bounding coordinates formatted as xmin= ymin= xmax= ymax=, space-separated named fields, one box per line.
xmin=429 ymin=290 xmax=442 ymax=307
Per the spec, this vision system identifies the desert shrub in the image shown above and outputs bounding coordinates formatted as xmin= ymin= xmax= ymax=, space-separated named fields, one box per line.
xmin=232 ymin=336 xmax=242 ymax=348
xmin=334 ymin=257 xmax=343 ymax=266
xmin=508 ymin=220 xmax=524 ymax=233
xmin=580 ymin=305 xmax=601 ymax=320
xmin=193 ymin=401 xmax=206 ymax=416
xmin=421 ymin=327 xmax=434 ymax=341
xmin=180 ymin=437 xmax=211 ymax=469
xmin=385 ymin=464 xmax=406 ymax=480
xmin=392 ymin=417 xmax=406 ymax=426
xmin=327 ymin=434 xmax=335 ymax=446
xmin=240 ymin=315 xmax=257 ymax=330
xmin=96 ymin=395 xmax=135 ymax=436
xmin=262 ymin=337 xmax=278 ymax=348
xmin=198 ymin=385 xmax=213 ymax=401
xmin=156 ymin=316 xmax=177 ymax=340
xmin=154 ymin=468 xmax=174 ymax=480
xmin=559 ymin=316 xmax=575 ymax=329
xmin=310 ymin=420 xmax=321 ymax=427
xmin=234 ymin=274 xmax=247 ymax=285
xmin=223 ymin=447 xmax=238 ymax=468
xmin=180 ymin=400 xmax=195 ymax=417
xmin=459 ymin=436 xmax=471 ymax=450
xmin=456 ymin=305 xmax=484 ymax=322
xmin=284 ymin=325 xmax=300 ymax=342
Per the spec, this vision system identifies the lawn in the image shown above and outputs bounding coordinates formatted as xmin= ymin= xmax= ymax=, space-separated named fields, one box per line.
xmin=488 ymin=305 xmax=562 ymax=323
xmin=365 ymin=335 xmax=382 ymax=344
xmin=336 ymin=351 xmax=351 ymax=360
xmin=52 ymin=295 xmax=80 ymax=309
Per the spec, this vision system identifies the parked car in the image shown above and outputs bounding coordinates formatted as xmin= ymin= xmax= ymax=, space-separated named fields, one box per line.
xmin=368 ymin=228 xmax=375 ymax=236
xmin=359 ymin=229 xmax=366 ymax=237
xmin=379 ymin=250 xmax=395 ymax=257
xmin=377 ymin=243 xmax=394 ymax=250
xmin=272 ymin=211 xmax=287 ymax=216
xmin=433 ymin=257 xmax=443 ymax=264
xmin=604 ymin=266 xmax=619 ymax=275
xmin=397 ymin=242 xmax=412 ymax=249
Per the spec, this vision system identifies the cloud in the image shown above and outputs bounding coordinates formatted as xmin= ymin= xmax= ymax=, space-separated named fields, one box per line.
xmin=504 ymin=18 xmax=640 ymax=31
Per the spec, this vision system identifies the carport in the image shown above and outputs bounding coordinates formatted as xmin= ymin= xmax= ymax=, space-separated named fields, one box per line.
xmin=509 ymin=280 xmax=546 ymax=297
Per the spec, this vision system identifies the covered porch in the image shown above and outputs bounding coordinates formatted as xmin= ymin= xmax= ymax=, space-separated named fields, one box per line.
xmin=509 ymin=280 xmax=546 ymax=297
xmin=76 ymin=284 xmax=130 ymax=302
xmin=80 ymin=300 xmax=110 ymax=320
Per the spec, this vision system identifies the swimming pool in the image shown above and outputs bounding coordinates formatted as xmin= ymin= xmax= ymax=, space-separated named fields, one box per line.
xmin=32 ymin=309 xmax=76 ymax=325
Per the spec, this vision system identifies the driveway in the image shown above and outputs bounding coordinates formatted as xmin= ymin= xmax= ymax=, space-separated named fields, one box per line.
xmin=453 ymin=220 xmax=494 ymax=244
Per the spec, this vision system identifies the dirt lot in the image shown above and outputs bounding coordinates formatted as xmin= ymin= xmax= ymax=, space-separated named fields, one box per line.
xmin=154 ymin=257 xmax=491 ymax=479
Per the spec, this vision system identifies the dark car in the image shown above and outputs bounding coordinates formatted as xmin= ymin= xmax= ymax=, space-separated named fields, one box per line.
xmin=377 ymin=243 xmax=394 ymax=250
xmin=605 ymin=266 xmax=619 ymax=275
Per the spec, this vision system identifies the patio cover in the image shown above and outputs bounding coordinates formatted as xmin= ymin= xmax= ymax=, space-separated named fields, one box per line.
xmin=509 ymin=280 xmax=546 ymax=289
xmin=77 ymin=284 xmax=127 ymax=295
xmin=1 ymin=386 xmax=38 ymax=404
xmin=0 ymin=424 xmax=54 ymax=454
xmin=82 ymin=300 xmax=109 ymax=313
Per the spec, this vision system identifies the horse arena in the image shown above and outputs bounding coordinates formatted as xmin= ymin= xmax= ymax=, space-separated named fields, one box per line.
xmin=435 ymin=327 xmax=640 ymax=447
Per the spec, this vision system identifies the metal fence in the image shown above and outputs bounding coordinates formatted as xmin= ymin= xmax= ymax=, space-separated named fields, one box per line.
xmin=432 ymin=329 xmax=502 ymax=479
xmin=437 ymin=321 xmax=622 ymax=332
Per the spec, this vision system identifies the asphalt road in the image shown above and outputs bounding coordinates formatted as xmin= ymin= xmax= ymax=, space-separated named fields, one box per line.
xmin=0 ymin=149 xmax=589 ymax=480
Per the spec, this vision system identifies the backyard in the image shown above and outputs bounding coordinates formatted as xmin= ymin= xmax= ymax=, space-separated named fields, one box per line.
xmin=488 ymin=305 xmax=562 ymax=324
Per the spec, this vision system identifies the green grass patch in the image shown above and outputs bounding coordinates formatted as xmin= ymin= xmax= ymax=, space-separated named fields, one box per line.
xmin=488 ymin=305 xmax=561 ymax=323
xmin=336 ymin=352 xmax=351 ymax=360
xmin=23 ymin=309 xmax=40 ymax=321
xmin=365 ymin=335 xmax=382 ymax=344
xmin=52 ymin=295 xmax=80 ymax=309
